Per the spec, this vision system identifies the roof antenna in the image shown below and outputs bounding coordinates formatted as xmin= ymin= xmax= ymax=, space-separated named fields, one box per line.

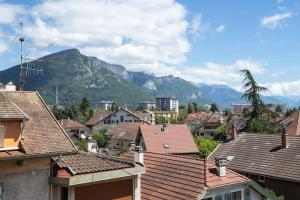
xmin=55 ymin=85 xmax=60 ymax=107
xmin=19 ymin=22 xmax=25 ymax=91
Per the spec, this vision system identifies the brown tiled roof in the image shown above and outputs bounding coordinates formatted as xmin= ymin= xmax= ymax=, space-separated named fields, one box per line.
xmin=0 ymin=93 xmax=27 ymax=120
xmin=139 ymin=124 xmax=199 ymax=154
xmin=61 ymin=119 xmax=88 ymax=129
xmin=280 ymin=110 xmax=300 ymax=136
xmin=2 ymin=91 xmax=77 ymax=155
xmin=183 ymin=112 xmax=208 ymax=123
xmin=121 ymin=152 xmax=249 ymax=200
xmin=85 ymin=111 xmax=112 ymax=126
xmin=210 ymin=133 xmax=300 ymax=182
xmin=105 ymin=123 xmax=140 ymax=141
xmin=55 ymin=153 xmax=135 ymax=176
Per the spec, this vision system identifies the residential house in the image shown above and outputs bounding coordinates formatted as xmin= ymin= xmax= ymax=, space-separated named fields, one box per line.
xmin=105 ymin=123 xmax=140 ymax=149
xmin=0 ymin=91 xmax=77 ymax=200
xmin=153 ymin=110 xmax=178 ymax=123
xmin=95 ymin=100 xmax=113 ymax=111
xmin=138 ymin=101 xmax=155 ymax=111
xmin=86 ymin=108 xmax=149 ymax=130
xmin=0 ymin=81 xmax=17 ymax=92
xmin=136 ymin=124 xmax=199 ymax=154
xmin=120 ymin=151 xmax=273 ymax=200
xmin=134 ymin=110 xmax=155 ymax=125
xmin=279 ymin=110 xmax=300 ymax=136
xmin=195 ymin=112 xmax=226 ymax=138
xmin=60 ymin=119 xmax=91 ymax=141
xmin=231 ymin=103 xmax=251 ymax=115
xmin=50 ymin=152 xmax=145 ymax=200
xmin=0 ymin=82 xmax=4 ymax=91
xmin=183 ymin=112 xmax=208 ymax=129
xmin=210 ymin=132 xmax=300 ymax=200
xmin=155 ymin=96 xmax=179 ymax=113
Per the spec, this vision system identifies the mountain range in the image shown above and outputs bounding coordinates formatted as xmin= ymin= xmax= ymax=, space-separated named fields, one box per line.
xmin=0 ymin=49 xmax=297 ymax=108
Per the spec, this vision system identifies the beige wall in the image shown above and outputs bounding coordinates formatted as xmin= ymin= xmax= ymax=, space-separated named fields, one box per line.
xmin=3 ymin=121 xmax=21 ymax=148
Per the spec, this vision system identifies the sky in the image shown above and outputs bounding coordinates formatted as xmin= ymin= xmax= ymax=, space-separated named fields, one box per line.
xmin=0 ymin=0 xmax=299 ymax=96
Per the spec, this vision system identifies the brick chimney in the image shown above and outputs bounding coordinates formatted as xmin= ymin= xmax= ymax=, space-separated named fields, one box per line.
xmin=134 ymin=146 xmax=144 ymax=165
xmin=215 ymin=157 xmax=227 ymax=177
xmin=281 ymin=126 xmax=289 ymax=148
xmin=161 ymin=123 xmax=168 ymax=132
xmin=231 ymin=122 xmax=237 ymax=140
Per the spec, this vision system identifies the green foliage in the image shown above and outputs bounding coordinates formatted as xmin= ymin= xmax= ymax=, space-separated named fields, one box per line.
xmin=119 ymin=146 xmax=129 ymax=155
xmin=194 ymin=136 xmax=219 ymax=158
xmin=75 ymin=139 xmax=87 ymax=151
xmin=210 ymin=103 xmax=219 ymax=112
xmin=214 ymin=125 xmax=227 ymax=141
xmin=155 ymin=115 xmax=168 ymax=124
xmin=275 ymin=105 xmax=283 ymax=113
xmin=264 ymin=188 xmax=284 ymax=200
xmin=178 ymin=107 xmax=188 ymax=122
xmin=92 ymin=130 xmax=109 ymax=148
xmin=111 ymin=101 xmax=119 ymax=112
xmin=187 ymin=102 xmax=195 ymax=114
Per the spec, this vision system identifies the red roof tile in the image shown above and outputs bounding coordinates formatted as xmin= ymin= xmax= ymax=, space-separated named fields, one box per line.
xmin=85 ymin=111 xmax=112 ymax=126
xmin=105 ymin=123 xmax=140 ymax=141
xmin=60 ymin=119 xmax=88 ymax=129
xmin=139 ymin=124 xmax=199 ymax=154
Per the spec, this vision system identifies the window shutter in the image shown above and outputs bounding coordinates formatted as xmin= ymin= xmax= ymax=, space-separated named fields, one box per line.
xmin=244 ymin=188 xmax=251 ymax=200
xmin=0 ymin=124 xmax=5 ymax=148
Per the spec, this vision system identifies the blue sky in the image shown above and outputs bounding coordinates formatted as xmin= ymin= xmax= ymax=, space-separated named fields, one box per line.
xmin=0 ymin=0 xmax=299 ymax=96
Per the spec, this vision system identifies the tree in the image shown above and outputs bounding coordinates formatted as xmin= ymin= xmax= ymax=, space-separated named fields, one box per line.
xmin=187 ymin=102 xmax=195 ymax=114
xmin=210 ymin=103 xmax=219 ymax=112
xmin=240 ymin=69 xmax=268 ymax=118
xmin=92 ymin=130 xmax=109 ymax=148
xmin=194 ymin=136 xmax=219 ymax=158
xmin=155 ymin=115 xmax=168 ymax=124
xmin=214 ymin=125 xmax=227 ymax=141
xmin=111 ymin=101 xmax=119 ymax=112
xmin=275 ymin=105 xmax=283 ymax=113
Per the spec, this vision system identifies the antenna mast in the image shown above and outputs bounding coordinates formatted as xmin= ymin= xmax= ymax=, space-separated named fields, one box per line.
xmin=55 ymin=85 xmax=60 ymax=107
xmin=19 ymin=22 xmax=25 ymax=90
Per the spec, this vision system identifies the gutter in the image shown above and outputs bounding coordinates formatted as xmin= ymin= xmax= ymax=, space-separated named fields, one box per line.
xmin=0 ymin=151 xmax=77 ymax=162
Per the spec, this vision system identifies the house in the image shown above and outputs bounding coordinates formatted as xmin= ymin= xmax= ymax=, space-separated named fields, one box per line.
xmin=279 ymin=110 xmax=300 ymax=136
xmin=134 ymin=110 xmax=155 ymax=125
xmin=120 ymin=151 xmax=273 ymax=200
xmin=50 ymin=152 xmax=145 ymax=200
xmin=0 ymin=81 xmax=17 ymax=92
xmin=210 ymin=132 xmax=300 ymax=200
xmin=86 ymin=108 xmax=149 ymax=130
xmin=153 ymin=110 xmax=178 ymax=123
xmin=105 ymin=123 xmax=140 ymax=149
xmin=137 ymin=101 xmax=155 ymax=111
xmin=60 ymin=119 xmax=91 ymax=141
xmin=183 ymin=112 xmax=208 ymax=128
xmin=95 ymin=100 xmax=113 ymax=111
xmin=155 ymin=96 xmax=179 ymax=113
xmin=0 ymin=91 xmax=77 ymax=200
xmin=231 ymin=103 xmax=251 ymax=115
xmin=136 ymin=124 xmax=199 ymax=154
xmin=195 ymin=112 xmax=225 ymax=138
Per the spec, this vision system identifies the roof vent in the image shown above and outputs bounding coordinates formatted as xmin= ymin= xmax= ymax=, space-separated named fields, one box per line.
xmin=161 ymin=124 xmax=168 ymax=132
xmin=215 ymin=157 xmax=227 ymax=177
xmin=163 ymin=143 xmax=170 ymax=149
xmin=134 ymin=146 xmax=144 ymax=165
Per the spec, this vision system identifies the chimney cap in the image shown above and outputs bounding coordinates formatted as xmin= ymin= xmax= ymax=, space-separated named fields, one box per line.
xmin=135 ymin=146 xmax=143 ymax=152
xmin=215 ymin=157 xmax=227 ymax=167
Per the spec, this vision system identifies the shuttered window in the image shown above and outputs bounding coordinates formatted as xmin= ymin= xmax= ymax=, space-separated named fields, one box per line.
xmin=0 ymin=123 xmax=5 ymax=148
xmin=244 ymin=188 xmax=251 ymax=200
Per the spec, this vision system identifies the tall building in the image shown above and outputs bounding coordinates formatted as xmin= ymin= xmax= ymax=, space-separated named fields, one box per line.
xmin=95 ymin=100 xmax=113 ymax=111
xmin=155 ymin=97 xmax=179 ymax=113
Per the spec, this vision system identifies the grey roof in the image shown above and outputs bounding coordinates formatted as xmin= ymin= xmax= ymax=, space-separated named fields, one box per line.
xmin=210 ymin=133 xmax=300 ymax=182
xmin=56 ymin=153 xmax=135 ymax=175
xmin=0 ymin=93 xmax=27 ymax=120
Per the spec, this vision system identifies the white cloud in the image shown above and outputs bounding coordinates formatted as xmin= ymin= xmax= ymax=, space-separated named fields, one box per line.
xmin=216 ymin=25 xmax=225 ymax=33
xmin=0 ymin=2 xmax=24 ymax=24
xmin=261 ymin=12 xmax=292 ymax=29
xmin=265 ymin=80 xmax=300 ymax=95
xmin=178 ymin=59 xmax=265 ymax=85
xmin=24 ymin=0 xmax=190 ymax=74
xmin=190 ymin=14 xmax=201 ymax=38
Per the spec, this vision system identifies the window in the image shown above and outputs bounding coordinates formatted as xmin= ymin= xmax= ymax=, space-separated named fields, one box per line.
xmin=225 ymin=191 xmax=242 ymax=200
xmin=203 ymin=198 xmax=213 ymax=200
xmin=215 ymin=194 xmax=223 ymax=200
xmin=120 ymin=116 xmax=124 ymax=122
xmin=0 ymin=123 xmax=5 ymax=148
xmin=258 ymin=175 xmax=265 ymax=183
xmin=244 ymin=188 xmax=251 ymax=200
xmin=61 ymin=187 xmax=68 ymax=200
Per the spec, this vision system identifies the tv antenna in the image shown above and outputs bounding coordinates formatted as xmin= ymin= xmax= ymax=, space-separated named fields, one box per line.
xmin=18 ymin=22 xmax=45 ymax=90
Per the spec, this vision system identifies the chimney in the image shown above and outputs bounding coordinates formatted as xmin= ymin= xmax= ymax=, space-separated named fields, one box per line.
xmin=231 ymin=122 xmax=237 ymax=140
xmin=215 ymin=157 xmax=227 ymax=177
xmin=134 ymin=146 xmax=144 ymax=165
xmin=161 ymin=123 xmax=168 ymax=132
xmin=281 ymin=126 xmax=289 ymax=148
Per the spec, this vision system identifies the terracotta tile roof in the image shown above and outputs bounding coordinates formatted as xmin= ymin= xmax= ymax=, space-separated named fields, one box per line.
xmin=0 ymin=93 xmax=27 ymax=120
xmin=139 ymin=124 xmax=199 ymax=154
xmin=2 ymin=91 xmax=77 ymax=155
xmin=183 ymin=112 xmax=208 ymax=123
xmin=280 ymin=110 xmax=300 ymax=136
xmin=105 ymin=123 xmax=140 ymax=141
xmin=85 ymin=111 xmax=112 ymax=126
xmin=121 ymin=152 xmax=249 ymax=200
xmin=60 ymin=119 xmax=88 ymax=129
xmin=0 ymin=150 xmax=26 ymax=160
xmin=210 ymin=133 xmax=300 ymax=182
xmin=55 ymin=153 xmax=135 ymax=176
